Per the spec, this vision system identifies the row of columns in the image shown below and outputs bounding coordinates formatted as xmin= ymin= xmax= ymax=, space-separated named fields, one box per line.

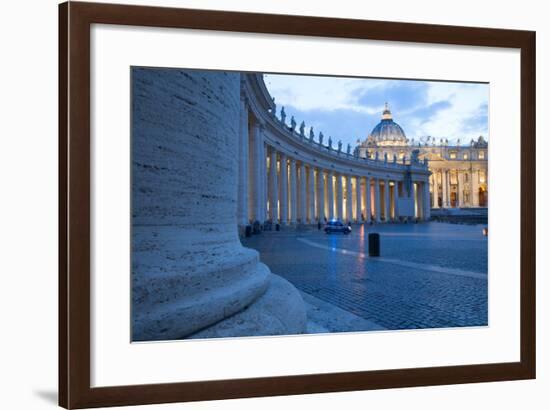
xmin=257 ymin=146 xmax=430 ymax=224
xmin=430 ymin=169 xmax=487 ymax=209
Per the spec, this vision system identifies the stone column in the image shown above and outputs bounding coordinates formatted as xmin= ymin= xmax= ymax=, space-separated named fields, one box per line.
xmin=261 ymin=137 xmax=268 ymax=220
xmin=299 ymin=162 xmax=307 ymax=223
xmin=424 ymin=181 xmax=431 ymax=220
xmin=131 ymin=68 xmax=305 ymax=341
xmin=255 ymin=128 xmax=268 ymax=223
xmin=458 ymin=171 xmax=464 ymax=207
xmin=441 ymin=170 xmax=448 ymax=208
xmin=327 ymin=171 xmax=334 ymax=220
xmin=374 ymin=178 xmax=381 ymax=222
xmin=446 ymin=170 xmax=451 ymax=208
xmin=346 ymin=175 xmax=353 ymax=223
xmin=355 ymin=176 xmax=362 ymax=222
xmin=308 ymin=166 xmax=316 ymax=223
xmin=336 ymin=174 xmax=343 ymax=220
xmin=393 ymin=181 xmax=399 ymax=220
xmin=289 ymin=158 xmax=297 ymax=223
xmin=365 ymin=177 xmax=371 ymax=223
xmin=266 ymin=148 xmax=272 ymax=219
xmin=247 ymin=123 xmax=254 ymax=223
xmin=237 ymin=98 xmax=249 ymax=226
xmin=415 ymin=182 xmax=422 ymax=219
xmin=269 ymin=148 xmax=279 ymax=222
xmin=251 ymin=123 xmax=264 ymax=222
xmin=431 ymin=173 xmax=438 ymax=208
xmin=317 ymin=169 xmax=325 ymax=222
xmin=279 ymin=154 xmax=288 ymax=225
xmin=384 ymin=179 xmax=390 ymax=222
xmin=472 ymin=169 xmax=480 ymax=207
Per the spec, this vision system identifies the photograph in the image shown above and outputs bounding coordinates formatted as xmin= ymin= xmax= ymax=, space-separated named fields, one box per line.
xmin=131 ymin=67 xmax=489 ymax=342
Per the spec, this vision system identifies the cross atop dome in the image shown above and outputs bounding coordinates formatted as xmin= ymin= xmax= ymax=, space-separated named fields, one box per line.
xmin=382 ymin=102 xmax=393 ymax=120
xmin=364 ymin=102 xmax=407 ymax=147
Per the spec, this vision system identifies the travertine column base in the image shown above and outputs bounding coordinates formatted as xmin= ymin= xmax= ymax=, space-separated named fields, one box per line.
xmin=189 ymin=273 xmax=307 ymax=339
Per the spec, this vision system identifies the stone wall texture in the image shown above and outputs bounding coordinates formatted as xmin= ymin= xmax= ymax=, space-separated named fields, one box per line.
xmin=131 ymin=68 xmax=306 ymax=341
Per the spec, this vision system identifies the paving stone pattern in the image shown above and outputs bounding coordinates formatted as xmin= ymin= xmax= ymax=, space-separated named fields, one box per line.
xmin=242 ymin=222 xmax=488 ymax=331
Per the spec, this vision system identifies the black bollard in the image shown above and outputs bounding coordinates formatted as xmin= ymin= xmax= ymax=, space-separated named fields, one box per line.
xmin=253 ymin=220 xmax=261 ymax=234
xmin=318 ymin=222 xmax=322 ymax=230
xmin=276 ymin=223 xmax=280 ymax=231
xmin=368 ymin=233 xmax=380 ymax=257
xmin=245 ymin=225 xmax=252 ymax=237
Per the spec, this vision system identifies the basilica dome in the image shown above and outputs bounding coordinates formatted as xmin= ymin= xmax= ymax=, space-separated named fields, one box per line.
xmin=367 ymin=103 xmax=407 ymax=147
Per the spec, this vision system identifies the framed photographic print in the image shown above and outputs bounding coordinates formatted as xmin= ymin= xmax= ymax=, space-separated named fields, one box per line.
xmin=59 ymin=1 xmax=536 ymax=408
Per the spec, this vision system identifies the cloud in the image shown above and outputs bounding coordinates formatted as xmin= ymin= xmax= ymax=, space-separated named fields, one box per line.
xmin=280 ymin=104 xmax=379 ymax=146
xmin=460 ymin=102 xmax=489 ymax=135
xmin=355 ymin=80 xmax=429 ymax=115
xmin=407 ymin=83 xmax=489 ymax=140
xmin=264 ymin=73 xmax=488 ymax=148
xmin=264 ymin=74 xmax=382 ymax=114
xmin=409 ymin=100 xmax=452 ymax=121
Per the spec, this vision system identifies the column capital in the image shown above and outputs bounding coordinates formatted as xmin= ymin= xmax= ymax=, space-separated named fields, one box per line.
xmin=252 ymin=120 xmax=267 ymax=136
xmin=240 ymin=94 xmax=250 ymax=109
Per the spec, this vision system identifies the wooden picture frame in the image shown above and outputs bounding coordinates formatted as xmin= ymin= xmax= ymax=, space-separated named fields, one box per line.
xmin=59 ymin=1 xmax=536 ymax=408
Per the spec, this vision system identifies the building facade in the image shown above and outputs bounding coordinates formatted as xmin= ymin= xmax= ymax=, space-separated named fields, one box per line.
xmin=238 ymin=75 xmax=432 ymax=228
xmin=357 ymin=104 xmax=489 ymax=209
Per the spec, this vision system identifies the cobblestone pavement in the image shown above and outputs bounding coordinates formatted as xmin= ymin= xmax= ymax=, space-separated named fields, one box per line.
xmin=242 ymin=222 xmax=488 ymax=331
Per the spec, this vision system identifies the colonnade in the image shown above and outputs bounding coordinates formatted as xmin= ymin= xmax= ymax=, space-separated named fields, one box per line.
xmin=430 ymin=168 xmax=488 ymax=209
xmin=241 ymin=138 xmax=430 ymax=225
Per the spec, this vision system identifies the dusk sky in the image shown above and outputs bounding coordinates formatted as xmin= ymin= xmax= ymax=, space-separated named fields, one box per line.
xmin=264 ymin=73 xmax=489 ymax=149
